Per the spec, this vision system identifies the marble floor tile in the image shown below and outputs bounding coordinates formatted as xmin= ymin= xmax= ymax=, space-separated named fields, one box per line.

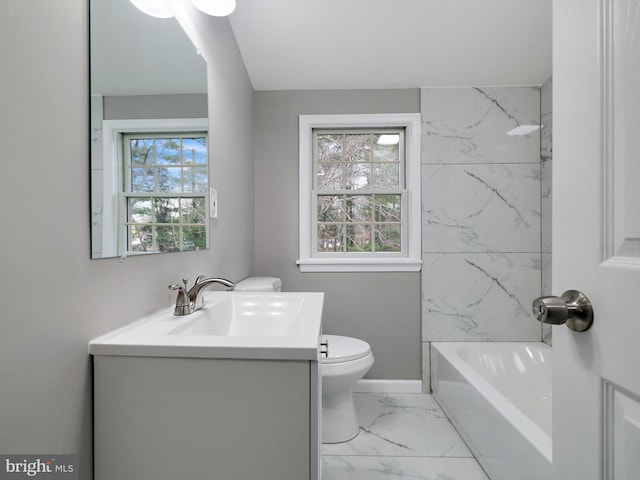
xmin=322 ymin=394 xmax=472 ymax=458
xmin=322 ymin=456 xmax=489 ymax=480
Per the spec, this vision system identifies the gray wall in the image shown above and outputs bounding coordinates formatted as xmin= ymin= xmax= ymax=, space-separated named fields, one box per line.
xmin=103 ymin=93 xmax=208 ymax=120
xmin=253 ymin=90 xmax=422 ymax=380
xmin=0 ymin=2 xmax=254 ymax=476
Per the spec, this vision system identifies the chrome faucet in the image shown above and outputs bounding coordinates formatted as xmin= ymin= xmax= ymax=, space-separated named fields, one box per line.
xmin=168 ymin=276 xmax=235 ymax=316
xmin=188 ymin=276 xmax=235 ymax=311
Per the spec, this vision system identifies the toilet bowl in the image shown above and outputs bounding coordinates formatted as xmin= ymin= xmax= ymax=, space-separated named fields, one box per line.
xmin=235 ymin=277 xmax=374 ymax=444
xmin=321 ymin=335 xmax=374 ymax=443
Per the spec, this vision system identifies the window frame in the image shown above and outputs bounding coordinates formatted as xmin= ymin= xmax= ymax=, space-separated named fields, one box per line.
xmin=100 ymin=118 xmax=209 ymax=256
xmin=298 ymin=113 xmax=422 ymax=272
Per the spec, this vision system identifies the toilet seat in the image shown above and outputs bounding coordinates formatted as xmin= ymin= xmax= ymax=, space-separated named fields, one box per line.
xmin=322 ymin=335 xmax=371 ymax=364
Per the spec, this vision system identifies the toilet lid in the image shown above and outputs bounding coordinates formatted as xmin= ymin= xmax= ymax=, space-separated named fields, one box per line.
xmin=321 ymin=335 xmax=371 ymax=364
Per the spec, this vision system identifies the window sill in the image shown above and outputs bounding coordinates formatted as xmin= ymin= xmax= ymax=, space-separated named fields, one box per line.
xmin=296 ymin=258 xmax=422 ymax=273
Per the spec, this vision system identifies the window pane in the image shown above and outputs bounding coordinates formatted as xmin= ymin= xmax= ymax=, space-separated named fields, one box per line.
xmin=130 ymin=138 xmax=154 ymax=166
xmin=345 ymin=224 xmax=371 ymax=252
xmin=345 ymin=162 xmax=370 ymax=190
xmin=182 ymin=138 xmax=207 ymax=164
xmin=152 ymin=198 xmax=179 ymax=224
xmin=157 ymin=167 xmax=182 ymax=192
xmin=183 ymin=226 xmax=207 ymax=250
xmin=122 ymin=132 xmax=209 ymax=256
xmin=345 ymin=195 xmax=372 ymax=222
xmin=372 ymin=163 xmax=400 ymax=189
xmin=156 ymin=225 xmax=180 ymax=252
xmin=317 ymin=163 xmax=343 ymax=190
xmin=156 ymin=138 xmax=181 ymax=165
xmin=376 ymin=224 xmax=401 ymax=252
xmin=128 ymin=198 xmax=152 ymax=223
xmin=375 ymin=194 xmax=401 ymax=222
xmin=181 ymin=197 xmax=206 ymax=224
xmin=344 ymin=134 xmax=371 ymax=162
xmin=318 ymin=195 xmax=344 ymax=222
xmin=129 ymin=224 xmax=153 ymax=252
xmin=317 ymin=134 xmax=343 ymax=162
xmin=182 ymin=166 xmax=208 ymax=193
xmin=373 ymin=135 xmax=400 ymax=162
xmin=310 ymin=126 xmax=409 ymax=260
xmin=131 ymin=167 xmax=155 ymax=192
xmin=318 ymin=224 xmax=343 ymax=252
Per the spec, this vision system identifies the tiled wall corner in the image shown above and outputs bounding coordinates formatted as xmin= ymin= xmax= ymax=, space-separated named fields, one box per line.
xmin=90 ymin=95 xmax=104 ymax=258
xmin=541 ymin=76 xmax=553 ymax=345
xmin=422 ymin=342 xmax=431 ymax=393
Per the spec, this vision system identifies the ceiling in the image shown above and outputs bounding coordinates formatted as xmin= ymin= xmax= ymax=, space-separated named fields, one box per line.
xmin=228 ymin=0 xmax=552 ymax=91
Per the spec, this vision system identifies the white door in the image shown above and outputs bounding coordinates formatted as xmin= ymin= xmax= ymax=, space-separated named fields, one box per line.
xmin=553 ymin=0 xmax=640 ymax=479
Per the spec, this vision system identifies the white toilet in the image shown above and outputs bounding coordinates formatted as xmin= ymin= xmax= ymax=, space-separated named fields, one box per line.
xmin=234 ymin=277 xmax=374 ymax=444
xmin=320 ymin=334 xmax=374 ymax=443
xmin=234 ymin=276 xmax=283 ymax=292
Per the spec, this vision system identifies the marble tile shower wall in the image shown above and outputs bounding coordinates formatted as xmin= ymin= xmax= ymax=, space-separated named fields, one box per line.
xmin=541 ymin=77 xmax=553 ymax=345
xmin=90 ymin=96 xmax=104 ymax=258
xmin=420 ymin=87 xmax=543 ymax=391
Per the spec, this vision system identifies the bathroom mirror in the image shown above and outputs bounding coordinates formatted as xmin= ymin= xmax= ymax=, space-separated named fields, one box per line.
xmin=90 ymin=0 xmax=208 ymax=259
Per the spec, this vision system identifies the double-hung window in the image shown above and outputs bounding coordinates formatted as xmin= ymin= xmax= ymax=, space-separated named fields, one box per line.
xmin=298 ymin=114 xmax=422 ymax=272
xmin=96 ymin=117 xmax=208 ymax=258
xmin=122 ymin=132 xmax=208 ymax=254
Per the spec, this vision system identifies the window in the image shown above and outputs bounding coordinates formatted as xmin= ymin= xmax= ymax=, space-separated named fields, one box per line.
xmin=98 ymin=118 xmax=209 ymax=257
xmin=298 ymin=114 xmax=422 ymax=272
xmin=123 ymin=133 xmax=208 ymax=253
xmin=315 ymin=129 xmax=404 ymax=253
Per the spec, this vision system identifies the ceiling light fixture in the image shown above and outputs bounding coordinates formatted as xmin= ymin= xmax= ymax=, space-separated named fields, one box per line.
xmin=129 ymin=0 xmax=175 ymax=18
xmin=191 ymin=0 xmax=236 ymax=17
xmin=129 ymin=0 xmax=236 ymax=18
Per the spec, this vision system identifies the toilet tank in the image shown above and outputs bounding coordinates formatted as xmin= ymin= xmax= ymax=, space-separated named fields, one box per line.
xmin=234 ymin=277 xmax=282 ymax=292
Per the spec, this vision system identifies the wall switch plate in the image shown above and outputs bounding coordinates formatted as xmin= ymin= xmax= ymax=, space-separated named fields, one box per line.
xmin=210 ymin=188 xmax=218 ymax=218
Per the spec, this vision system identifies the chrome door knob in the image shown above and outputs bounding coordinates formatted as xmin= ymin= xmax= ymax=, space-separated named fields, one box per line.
xmin=532 ymin=290 xmax=594 ymax=332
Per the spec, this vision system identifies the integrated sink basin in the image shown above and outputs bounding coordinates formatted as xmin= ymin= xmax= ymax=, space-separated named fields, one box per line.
xmin=88 ymin=291 xmax=324 ymax=360
xmin=169 ymin=294 xmax=304 ymax=337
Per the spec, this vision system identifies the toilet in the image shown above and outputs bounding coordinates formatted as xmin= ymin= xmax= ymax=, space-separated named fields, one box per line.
xmin=234 ymin=276 xmax=282 ymax=292
xmin=320 ymin=334 xmax=374 ymax=443
xmin=234 ymin=277 xmax=374 ymax=444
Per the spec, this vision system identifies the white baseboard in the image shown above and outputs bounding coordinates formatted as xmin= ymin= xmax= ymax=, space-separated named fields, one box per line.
xmin=353 ymin=379 xmax=422 ymax=394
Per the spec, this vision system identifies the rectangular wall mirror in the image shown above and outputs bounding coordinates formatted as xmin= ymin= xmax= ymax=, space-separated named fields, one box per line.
xmin=90 ymin=0 xmax=209 ymax=259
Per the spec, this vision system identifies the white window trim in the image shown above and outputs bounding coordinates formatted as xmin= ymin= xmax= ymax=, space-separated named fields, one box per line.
xmin=100 ymin=118 xmax=208 ymax=257
xmin=297 ymin=113 xmax=422 ymax=272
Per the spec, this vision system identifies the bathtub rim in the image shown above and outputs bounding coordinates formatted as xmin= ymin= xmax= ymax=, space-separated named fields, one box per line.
xmin=431 ymin=341 xmax=552 ymax=464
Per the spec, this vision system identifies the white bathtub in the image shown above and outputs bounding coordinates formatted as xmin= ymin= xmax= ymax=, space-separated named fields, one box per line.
xmin=431 ymin=342 xmax=552 ymax=480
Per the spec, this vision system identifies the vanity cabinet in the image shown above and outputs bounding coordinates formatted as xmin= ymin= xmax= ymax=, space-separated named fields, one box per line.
xmin=93 ymin=355 xmax=321 ymax=480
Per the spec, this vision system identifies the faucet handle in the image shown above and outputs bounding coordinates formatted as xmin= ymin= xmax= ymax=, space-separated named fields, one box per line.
xmin=169 ymin=280 xmax=193 ymax=316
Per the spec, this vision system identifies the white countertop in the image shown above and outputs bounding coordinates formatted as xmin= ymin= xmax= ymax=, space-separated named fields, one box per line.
xmin=88 ymin=291 xmax=324 ymax=361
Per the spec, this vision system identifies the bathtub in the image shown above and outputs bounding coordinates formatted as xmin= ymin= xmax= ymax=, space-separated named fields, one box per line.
xmin=431 ymin=342 xmax=552 ymax=480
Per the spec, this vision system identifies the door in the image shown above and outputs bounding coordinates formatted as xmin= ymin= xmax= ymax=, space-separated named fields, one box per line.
xmin=554 ymin=0 xmax=640 ymax=479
